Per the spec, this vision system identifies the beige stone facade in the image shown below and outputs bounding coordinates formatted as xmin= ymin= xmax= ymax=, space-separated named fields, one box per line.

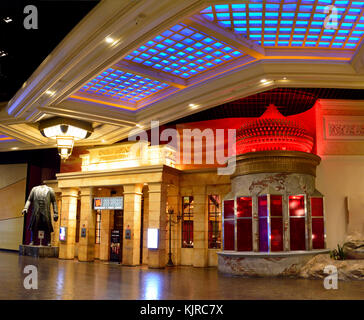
xmin=48 ymin=143 xmax=230 ymax=268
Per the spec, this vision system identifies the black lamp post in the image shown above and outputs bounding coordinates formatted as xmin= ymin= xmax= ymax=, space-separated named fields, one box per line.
xmin=166 ymin=208 xmax=181 ymax=267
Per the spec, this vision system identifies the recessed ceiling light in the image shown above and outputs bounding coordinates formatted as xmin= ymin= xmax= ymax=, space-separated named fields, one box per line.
xmin=4 ymin=17 xmax=12 ymax=23
xmin=105 ymin=37 xmax=114 ymax=44
xmin=11 ymin=147 xmax=18 ymax=150
xmin=136 ymin=124 xmax=144 ymax=128
xmin=283 ymin=77 xmax=287 ymax=80
xmin=101 ymin=139 xmax=106 ymax=143
xmin=261 ymin=79 xmax=273 ymax=85
xmin=189 ymin=104 xmax=199 ymax=109
xmin=45 ymin=90 xmax=55 ymax=96
xmin=0 ymin=50 xmax=8 ymax=58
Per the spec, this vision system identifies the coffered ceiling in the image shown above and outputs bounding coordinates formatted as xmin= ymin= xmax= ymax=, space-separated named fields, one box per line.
xmin=1 ymin=0 xmax=364 ymax=152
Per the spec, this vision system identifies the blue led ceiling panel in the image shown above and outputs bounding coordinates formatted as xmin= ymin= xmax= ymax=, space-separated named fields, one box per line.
xmin=122 ymin=23 xmax=246 ymax=79
xmin=200 ymin=1 xmax=364 ymax=49
xmin=79 ymin=68 xmax=170 ymax=103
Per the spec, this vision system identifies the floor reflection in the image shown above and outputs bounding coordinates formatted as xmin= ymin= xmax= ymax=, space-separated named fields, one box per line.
xmin=142 ymin=272 xmax=162 ymax=300
xmin=0 ymin=252 xmax=363 ymax=300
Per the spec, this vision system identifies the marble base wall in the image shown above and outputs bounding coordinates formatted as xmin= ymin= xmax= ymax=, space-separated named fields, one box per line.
xmin=19 ymin=245 xmax=59 ymax=258
xmin=218 ymin=251 xmax=329 ymax=277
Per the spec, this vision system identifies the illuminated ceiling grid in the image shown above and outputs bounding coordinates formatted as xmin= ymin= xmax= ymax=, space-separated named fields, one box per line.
xmin=79 ymin=68 xmax=170 ymax=103
xmin=200 ymin=0 xmax=364 ymax=49
xmin=123 ymin=23 xmax=246 ymax=79
xmin=71 ymin=0 xmax=364 ymax=112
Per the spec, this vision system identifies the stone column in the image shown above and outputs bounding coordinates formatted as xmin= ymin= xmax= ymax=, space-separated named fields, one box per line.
xmin=51 ymin=194 xmax=61 ymax=247
xmin=148 ymin=182 xmax=167 ymax=268
xmin=99 ymin=210 xmax=113 ymax=261
xmin=252 ymin=196 xmax=259 ymax=252
xmin=122 ymin=184 xmax=143 ymax=266
xmin=283 ymin=194 xmax=290 ymax=251
xmin=78 ymin=187 xmax=96 ymax=262
xmin=142 ymin=186 xmax=149 ymax=265
xmin=192 ymin=185 xmax=207 ymax=267
xmin=59 ymin=188 xmax=78 ymax=259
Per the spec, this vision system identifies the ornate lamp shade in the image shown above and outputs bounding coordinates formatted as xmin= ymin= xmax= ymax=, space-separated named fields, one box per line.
xmin=236 ymin=104 xmax=314 ymax=154
xmin=39 ymin=117 xmax=93 ymax=160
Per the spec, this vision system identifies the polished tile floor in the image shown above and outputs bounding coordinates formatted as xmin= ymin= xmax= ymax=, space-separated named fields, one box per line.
xmin=0 ymin=251 xmax=363 ymax=300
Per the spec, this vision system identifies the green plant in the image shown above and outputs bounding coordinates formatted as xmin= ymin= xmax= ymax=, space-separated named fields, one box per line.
xmin=330 ymin=244 xmax=346 ymax=260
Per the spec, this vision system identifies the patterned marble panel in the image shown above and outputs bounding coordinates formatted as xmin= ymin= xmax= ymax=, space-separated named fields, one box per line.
xmin=231 ymin=172 xmax=316 ymax=197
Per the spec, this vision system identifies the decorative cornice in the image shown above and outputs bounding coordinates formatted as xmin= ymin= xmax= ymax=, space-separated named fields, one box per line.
xmin=57 ymin=164 xmax=180 ymax=180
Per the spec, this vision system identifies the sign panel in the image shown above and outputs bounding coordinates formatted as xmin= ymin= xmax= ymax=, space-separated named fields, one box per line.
xmin=59 ymin=227 xmax=67 ymax=241
xmin=147 ymin=228 xmax=159 ymax=249
xmin=94 ymin=197 xmax=124 ymax=210
xmin=125 ymin=228 xmax=131 ymax=240
xmin=81 ymin=228 xmax=87 ymax=238
xmin=324 ymin=116 xmax=364 ymax=140
xmin=110 ymin=230 xmax=121 ymax=262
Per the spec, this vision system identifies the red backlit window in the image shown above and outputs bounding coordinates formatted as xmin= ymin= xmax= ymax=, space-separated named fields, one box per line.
xmin=311 ymin=197 xmax=325 ymax=249
xmin=237 ymin=197 xmax=252 ymax=218
xmin=270 ymin=195 xmax=283 ymax=252
xmin=224 ymin=199 xmax=234 ymax=219
xmin=223 ymin=200 xmax=234 ymax=250
xmin=258 ymin=195 xmax=268 ymax=252
xmin=257 ymin=195 xmax=283 ymax=252
xmin=289 ymin=195 xmax=306 ymax=250
xmin=237 ymin=197 xmax=252 ymax=251
xmin=182 ymin=196 xmax=194 ymax=248
xmin=311 ymin=197 xmax=324 ymax=217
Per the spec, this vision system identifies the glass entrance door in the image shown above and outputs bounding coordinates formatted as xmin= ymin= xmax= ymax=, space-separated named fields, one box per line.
xmin=110 ymin=210 xmax=123 ymax=262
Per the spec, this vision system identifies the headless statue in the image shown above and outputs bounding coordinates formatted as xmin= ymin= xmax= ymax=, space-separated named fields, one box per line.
xmin=22 ymin=184 xmax=58 ymax=246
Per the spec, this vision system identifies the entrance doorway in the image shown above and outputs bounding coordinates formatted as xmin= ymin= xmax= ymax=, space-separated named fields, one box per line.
xmin=110 ymin=210 xmax=123 ymax=262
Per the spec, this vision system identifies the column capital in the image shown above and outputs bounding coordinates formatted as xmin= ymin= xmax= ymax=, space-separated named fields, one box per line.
xmin=123 ymin=183 xmax=143 ymax=195
xmin=79 ymin=186 xmax=95 ymax=196
xmin=60 ymin=187 xmax=79 ymax=197
xmin=148 ymin=182 xmax=167 ymax=193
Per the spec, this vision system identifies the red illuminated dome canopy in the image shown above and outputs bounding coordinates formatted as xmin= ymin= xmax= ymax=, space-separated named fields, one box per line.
xmin=236 ymin=104 xmax=314 ymax=154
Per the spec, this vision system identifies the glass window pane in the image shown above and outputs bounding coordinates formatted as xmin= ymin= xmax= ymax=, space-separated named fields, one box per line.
xmin=224 ymin=220 xmax=235 ymax=250
xmin=208 ymin=195 xmax=221 ymax=249
xmin=289 ymin=195 xmax=305 ymax=217
xmin=223 ymin=200 xmax=234 ymax=219
xmin=258 ymin=195 xmax=268 ymax=217
xmin=182 ymin=196 xmax=194 ymax=248
xmin=290 ymin=218 xmax=306 ymax=250
xmin=312 ymin=218 xmax=325 ymax=249
xmin=237 ymin=197 xmax=252 ymax=218
xmin=237 ymin=219 xmax=252 ymax=251
xmin=182 ymin=221 xmax=194 ymax=248
xmin=271 ymin=195 xmax=283 ymax=217
xmin=271 ymin=217 xmax=283 ymax=251
xmin=259 ymin=217 xmax=269 ymax=252
xmin=311 ymin=197 xmax=324 ymax=217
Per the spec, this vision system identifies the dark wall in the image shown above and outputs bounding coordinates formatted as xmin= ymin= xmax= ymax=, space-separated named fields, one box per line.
xmin=0 ymin=148 xmax=60 ymax=244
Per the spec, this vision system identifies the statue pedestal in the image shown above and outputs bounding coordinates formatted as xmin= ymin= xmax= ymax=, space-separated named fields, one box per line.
xmin=19 ymin=245 xmax=59 ymax=258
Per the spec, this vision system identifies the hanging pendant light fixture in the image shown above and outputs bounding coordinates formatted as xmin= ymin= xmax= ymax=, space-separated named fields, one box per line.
xmin=39 ymin=117 xmax=93 ymax=160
